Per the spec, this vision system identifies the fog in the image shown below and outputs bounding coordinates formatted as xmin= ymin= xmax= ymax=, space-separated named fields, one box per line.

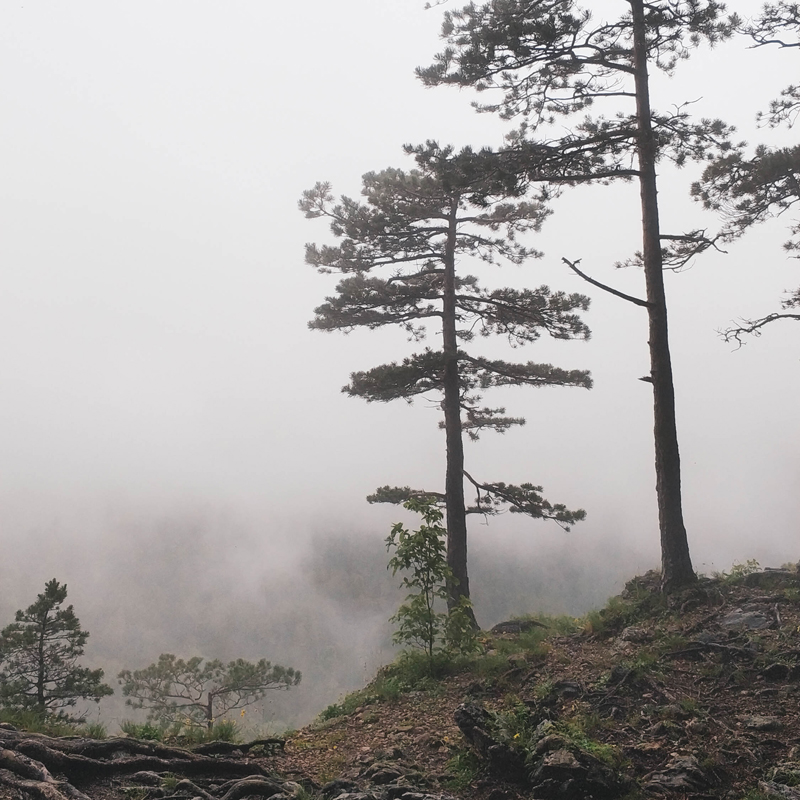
xmin=1 ymin=1 xmax=798 ymax=730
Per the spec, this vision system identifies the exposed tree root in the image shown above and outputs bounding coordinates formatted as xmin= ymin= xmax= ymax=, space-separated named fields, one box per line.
xmin=0 ymin=728 xmax=284 ymax=800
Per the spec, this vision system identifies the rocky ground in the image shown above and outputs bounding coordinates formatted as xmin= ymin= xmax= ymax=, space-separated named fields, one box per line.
xmin=3 ymin=568 xmax=800 ymax=800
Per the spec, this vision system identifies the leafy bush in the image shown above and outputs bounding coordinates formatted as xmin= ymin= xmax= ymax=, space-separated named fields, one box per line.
xmin=387 ymin=499 xmax=478 ymax=675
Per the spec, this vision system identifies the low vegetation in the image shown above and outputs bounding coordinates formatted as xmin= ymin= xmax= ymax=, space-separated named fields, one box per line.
xmin=3 ymin=564 xmax=800 ymax=800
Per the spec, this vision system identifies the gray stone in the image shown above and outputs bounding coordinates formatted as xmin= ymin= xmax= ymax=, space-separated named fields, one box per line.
xmin=693 ymin=630 xmax=725 ymax=644
xmin=321 ymin=779 xmax=358 ymax=799
xmin=741 ymin=714 xmax=783 ymax=731
xmin=645 ymin=754 xmax=710 ymax=792
xmin=453 ymin=702 xmax=526 ymax=781
xmin=620 ymin=626 xmax=651 ymax=643
xmin=760 ymin=780 xmax=800 ymax=799
xmin=491 ymin=619 xmax=547 ymax=635
xmin=127 ymin=771 xmax=163 ymax=785
xmin=362 ymin=763 xmax=404 ymax=784
xmin=720 ymin=608 xmax=771 ymax=629
xmin=528 ymin=747 xmax=627 ymax=798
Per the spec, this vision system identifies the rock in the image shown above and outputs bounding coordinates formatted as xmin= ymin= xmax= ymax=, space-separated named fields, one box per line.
xmin=127 ymin=771 xmax=163 ymax=785
xmin=283 ymin=781 xmax=305 ymax=798
xmin=485 ymin=789 xmax=517 ymax=800
xmin=532 ymin=720 xmax=558 ymax=741
xmin=610 ymin=639 xmax=637 ymax=656
xmin=693 ymin=630 xmax=726 ymax=644
xmin=720 ymin=608 xmax=772 ymax=630
xmin=760 ymin=780 xmax=800 ymax=799
xmin=362 ymin=763 xmax=404 ymax=784
xmin=453 ymin=702 xmax=526 ymax=782
xmin=507 ymin=653 xmax=530 ymax=670
xmin=330 ymin=794 xmax=379 ymax=800
xmin=744 ymin=570 xmax=800 ymax=588
xmin=644 ymin=754 xmax=710 ymax=792
xmin=621 ymin=571 xmax=661 ymax=598
xmin=661 ymin=703 xmax=692 ymax=721
xmin=632 ymin=741 xmax=662 ymax=753
xmin=741 ymin=714 xmax=783 ymax=731
xmin=620 ymin=626 xmax=651 ymax=643
xmin=527 ymin=747 xmax=626 ymax=798
xmin=769 ymin=763 xmax=800 ymax=787
xmin=608 ymin=665 xmax=629 ymax=685
xmin=534 ymin=734 xmax=569 ymax=755
xmin=392 ymin=794 xmax=457 ymax=800
xmin=321 ymin=779 xmax=359 ymax=799
xmin=685 ymin=718 xmax=709 ymax=734
xmin=763 ymin=663 xmax=792 ymax=681
xmin=491 ymin=619 xmax=547 ymax=635
xmin=464 ymin=681 xmax=485 ymax=697
xmin=552 ymin=680 xmax=582 ymax=698
xmin=647 ymin=721 xmax=671 ymax=737
xmin=453 ymin=702 xmax=497 ymax=754
xmin=319 ymin=779 xmax=358 ymax=800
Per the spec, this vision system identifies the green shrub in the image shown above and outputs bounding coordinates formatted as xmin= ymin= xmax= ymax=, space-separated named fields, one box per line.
xmin=0 ymin=708 xmax=78 ymax=737
xmin=713 ymin=559 xmax=760 ymax=584
xmin=317 ymin=688 xmax=372 ymax=722
xmin=582 ymin=587 xmax=667 ymax=638
xmin=80 ymin=721 xmax=108 ymax=739
xmin=493 ymin=697 xmax=538 ymax=751
xmin=558 ymin=718 xmax=622 ymax=767
xmin=445 ymin=748 xmax=481 ymax=790
xmin=119 ymin=720 xmax=165 ymax=741
xmin=211 ymin=719 xmax=239 ymax=742
xmin=387 ymin=499 xmax=478 ymax=676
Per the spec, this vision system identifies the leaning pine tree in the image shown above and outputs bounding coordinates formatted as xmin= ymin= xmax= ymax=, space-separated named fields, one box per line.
xmin=300 ymin=142 xmax=592 ymax=625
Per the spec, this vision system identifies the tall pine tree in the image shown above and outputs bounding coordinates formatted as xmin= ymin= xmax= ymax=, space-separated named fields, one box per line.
xmin=301 ymin=143 xmax=591 ymax=621
xmin=419 ymin=0 xmax=736 ymax=590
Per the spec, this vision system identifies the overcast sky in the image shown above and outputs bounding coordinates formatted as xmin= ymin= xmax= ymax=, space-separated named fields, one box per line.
xmin=1 ymin=0 xmax=797 ymax=725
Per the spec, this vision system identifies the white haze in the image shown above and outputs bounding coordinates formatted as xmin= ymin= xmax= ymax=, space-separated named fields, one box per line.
xmin=1 ymin=1 xmax=798 ymax=728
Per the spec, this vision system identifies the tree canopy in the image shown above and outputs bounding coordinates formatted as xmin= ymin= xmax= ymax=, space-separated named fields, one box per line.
xmin=118 ymin=654 xmax=301 ymax=731
xmin=417 ymin=0 xmax=739 ymax=590
xmin=301 ymin=141 xmax=592 ymax=618
xmin=693 ymin=3 xmax=800 ymax=344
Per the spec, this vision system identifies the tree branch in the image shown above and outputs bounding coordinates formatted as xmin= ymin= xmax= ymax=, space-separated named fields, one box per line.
xmin=561 ymin=258 xmax=651 ymax=307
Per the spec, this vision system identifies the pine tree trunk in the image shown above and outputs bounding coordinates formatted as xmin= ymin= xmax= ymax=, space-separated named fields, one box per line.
xmin=630 ymin=0 xmax=696 ymax=591
xmin=441 ymin=199 xmax=476 ymax=624
xmin=206 ymin=693 xmax=214 ymax=731
xmin=37 ymin=619 xmax=46 ymax=717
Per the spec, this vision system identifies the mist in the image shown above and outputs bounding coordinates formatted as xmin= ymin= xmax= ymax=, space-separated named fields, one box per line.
xmin=1 ymin=0 xmax=798 ymax=731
